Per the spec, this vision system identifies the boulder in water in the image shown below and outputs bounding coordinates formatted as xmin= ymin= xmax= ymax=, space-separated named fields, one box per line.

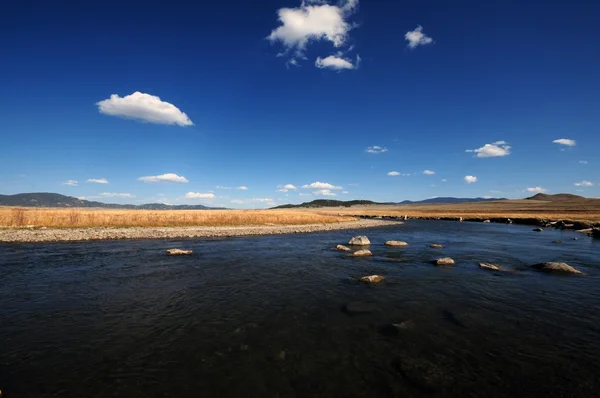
xmin=430 ymin=244 xmax=444 ymax=249
xmin=479 ymin=263 xmax=500 ymax=271
xmin=433 ymin=257 xmax=455 ymax=266
xmin=385 ymin=240 xmax=408 ymax=247
xmin=483 ymin=219 xmax=491 ymax=223
xmin=360 ymin=275 xmax=385 ymax=284
xmin=166 ymin=248 xmax=193 ymax=256
xmin=349 ymin=235 xmax=370 ymax=245
xmin=348 ymin=249 xmax=372 ymax=257
xmin=533 ymin=228 xmax=543 ymax=232
xmin=335 ymin=244 xmax=352 ymax=252
xmin=531 ymin=262 xmax=582 ymax=274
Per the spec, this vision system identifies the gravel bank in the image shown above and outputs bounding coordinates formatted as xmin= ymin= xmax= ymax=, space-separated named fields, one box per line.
xmin=0 ymin=219 xmax=403 ymax=243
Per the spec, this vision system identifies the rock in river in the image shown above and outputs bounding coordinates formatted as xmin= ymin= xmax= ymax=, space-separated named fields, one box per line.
xmin=349 ymin=235 xmax=371 ymax=245
xmin=533 ymin=228 xmax=543 ymax=232
xmin=348 ymin=249 xmax=373 ymax=257
xmin=479 ymin=263 xmax=500 ymax=271
xmin=360 ymin=275 xmax=385 ymax=284
xmin=166 ymin=248 xmax=193 ymax=256
xmin=430 ymin=244 xmax=443 ymax=249
xmin=385 ymin=240 xmax=408 ymax=247
xmin=433 ymin=257 xmax=455 ymax=266
xmin=531 ymin=262 xmax=582 ymax=274
xmin=335 ymin=244 xmax=352 ymax=252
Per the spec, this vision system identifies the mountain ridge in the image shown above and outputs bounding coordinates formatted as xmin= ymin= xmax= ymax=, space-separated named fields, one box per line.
xmin=272 ymin=197 xmax=507 ymax=209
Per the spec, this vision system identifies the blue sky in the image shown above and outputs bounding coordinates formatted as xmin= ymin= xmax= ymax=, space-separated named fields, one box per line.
xmin=1 ymin=0 xmax=598 ymax=208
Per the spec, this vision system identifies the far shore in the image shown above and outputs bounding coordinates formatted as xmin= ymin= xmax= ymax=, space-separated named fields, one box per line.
xmin=0 ymin=219 xmax=403 ymax=243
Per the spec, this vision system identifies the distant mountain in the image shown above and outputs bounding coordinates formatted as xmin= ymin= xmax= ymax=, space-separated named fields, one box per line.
xmin=526 ymin=193 xmax=585 ymax=201
xmin=0 ymin=193 xmax=227 ymax=210
xmin=272 ymin=197 xmax=506 ymax=209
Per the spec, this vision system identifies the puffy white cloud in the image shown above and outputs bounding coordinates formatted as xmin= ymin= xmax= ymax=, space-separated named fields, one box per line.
xmin=277 ymin=184 xmax=298 ymax=192
xmin=236 ymin=186 xmax=248 ymax=190
xmin=313 ymin=189 xmax=336 ymax=196
xmin=63 ymin=180 xmax=78 ymax=186
xmin=466 ymin=142 xmax=511 ymax=158
xmin=86 ymin=178 xmax=108 ymax=184
xmin=526 ymin=187 xmax=547 ymax=193
xmin=553 ymin=138 xmax=576 ymax=147
xmin=100 ymin=192 xmax=134 ymax=198
xmin=365 ymin=146 xmax=388 ymax=154
xmin=464 ymin=175 xmax=478 ymax=184
xmin=97 ymin=92 xmax=193 ymax=126
xmin=138 ymin=173 xmax=189 ymax=183
xmin=185 ymin=192 xmax=215 ymax=199
xmin=579 ymin=160 xmax=588 ymax=164
xmin=301 ymin=181 xmax=343 ymax=189
xmin=387 ymin=171 xmax=400 ymax=176
xmin=574 ymin=181 xmax=593 ymax=187
xmin=315 ymin=54 xmax=359 ymax=70
xmin=423 ymin=170 xmax=435 ymax=175
xmin=267 ymin=0 xmax=358 ymax=53
xmin=405 ymin=25 xmax=433 ymax=49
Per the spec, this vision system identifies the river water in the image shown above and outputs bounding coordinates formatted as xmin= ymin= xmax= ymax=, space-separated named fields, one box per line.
xmin=1 ymin=220 xmax=599 ymax=397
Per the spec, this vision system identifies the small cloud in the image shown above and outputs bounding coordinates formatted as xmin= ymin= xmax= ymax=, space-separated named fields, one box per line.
xmin=100 ymin=192 xmax=134 ymax=198
xmin=138 ymin=173 xmax=189 ymax=183
xmin=277 ymin=183 xmax=298 ymax=192
xmin=230 ymin=199 xmax=244 ymax=204
xmin=313 ymin=189 xmax=336 ymax=196
xmin=185 ymin=192 xmax=215 ymax=199
xmin=405 ymin=25 xmax=433 ymax=49
xmin=365 ymin=146 xmax=388 ymax=154
xmin=315 ymin=54 xmax=359 ymax=70
xmin=301 ymin=181 xmax=343 ymax=189
xmin=553 ymin=138 xmax=576 ymax=147
xmin=574 ymin=181 xmax=593 ymax=187
xmin=299 ymin=193 xmax=312 ymax=196
xmin=387 ymin=171 xmax=400 ymax=176
xmin=97 ymin=92 xmax=193 ymax=126
xmin=464 ymin=175 xmax=478 ymax=184
xmin=579 ymin=160 xmax=588 ymax=164
xmin=423 ymin=170 xmax=435 ymax=175
xmin=347 ymin=183 xmax=359 ymax=186
xmin=216 ymin=185 xmax=232 ymax=190
xmin=236 ymin=186 xmax=248 ymax=190
xmin=86 ymin=178 xmax=108 ymax=184
xmin=526 ymin=187 xmax=547 ymax=193
xmin=466 ymin=142 xmax=511 ymax=158
xmin=441 ymin=179 xmax=448 ymax=182
xmin=63 ymin=180 xmax=78 ymax=186
xmin=342 ymin=191 xmax=349 ymax=194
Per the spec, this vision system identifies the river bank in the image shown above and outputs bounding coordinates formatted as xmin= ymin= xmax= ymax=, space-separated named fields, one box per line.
xmin=0 ymin=219 xmax=402 ymax=243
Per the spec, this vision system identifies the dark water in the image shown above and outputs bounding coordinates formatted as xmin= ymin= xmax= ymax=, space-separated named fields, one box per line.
xmin=1 ymin=220 xmax=599 ymax=398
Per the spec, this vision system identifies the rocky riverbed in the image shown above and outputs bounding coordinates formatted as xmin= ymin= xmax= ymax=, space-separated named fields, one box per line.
xmin=0 ymin=219 xmax=403 ymax=243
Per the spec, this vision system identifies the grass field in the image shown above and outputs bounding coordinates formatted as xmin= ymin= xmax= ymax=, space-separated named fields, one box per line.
xmin=0 ymin=208 xmax=356 ymax=228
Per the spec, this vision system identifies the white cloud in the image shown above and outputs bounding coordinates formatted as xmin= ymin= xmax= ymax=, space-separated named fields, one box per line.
xmin=301 ymin=181 xmax=343 ymax=189
xmin=236 ymin=186 xmax=248 ymax=190
xmin=579 ymin=160 xmax=588 ymax=164
xmin=464 ymin=175 xmax=478 ymax=184
xmin=216 ymin=185 xmax=232 ymax=190
xmin=86 ymin=178 xmax=108 ymax=184
xmin=230 ymin=199 xmax=244 ymax=204
xmin=267 ymin=0 xmax=358 ymax=57
xmin=63 ymin=180 xmax=78 ymax=186
xmin=466 ymin=142 xmax=511 ymax=158
xmin=342 ymin=190 xmax=349 ymax=194
xmin=97 ymin=92 xmax=193 ymax=126
xmin=100 ymin=192 xmax=134 ymax=198
xmin=387 ymin=171 xmax=400 ymax=176
xmin=482 ymin=196 xmax=492 ymax=199
xmin=313 ymin=189 xmax=336 ymax=196
xmin=315 ymin=54 xmax=359 ymax=70
xmin=405 ymin=25 xmax=433 ymax=49
xmin=574 ymin=181 xmax=593 ymax=187
xmin=138 ymin=173 xmax=189 ymax=183
xmin=365 ymin=145 xmax=388 ymax=154
xmin=423 ymin=170 xmax=435 ymax=175
xmin=526 ymin=187 xmax=547 ymax=193
xmin=185 ymin=192 xmax=215 ymax=199
xmin=348 ymin=183 xmax=359 ymax=186
xmin=299 ymin=193 xmax=312 ymax=196
xmin=277 ymin=183 xmax=298 ymax=192
xmin=553 ymin=138 xmax=576 ymax=147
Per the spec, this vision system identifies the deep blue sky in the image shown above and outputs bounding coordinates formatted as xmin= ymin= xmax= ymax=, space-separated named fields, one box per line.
xmin=1 ymin=0 xmax=598 ymax=208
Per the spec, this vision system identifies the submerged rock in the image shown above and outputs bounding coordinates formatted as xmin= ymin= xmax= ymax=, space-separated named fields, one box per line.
xmin=479 ymin=263 xmax=500 ymax=271
xmin=360 ymin=275 xmax=385 ymax=284
xmin=349 ymin=235 xmax=371 ymax=245
xmin=385 ymin=240 xmax=408 ymax=247
xmin=335 ymin=244 xmax=352 ymax=252
xmin=379 ymin=321 xmax=414 ymax=336
xmin=533 ymin=228 xmax=543 ymax=232
xmin=348 ymin=249 xmax=372 ymax=257
xmin=433 ymin=257 xmax=455 ymax=266
xmin=430 ymin=244 xmax=443 ymax=249
xmin=552 ymin=240 xmax=563 ymax=244
xmin=531 ymin=262 xmax=582 ymax=274
xmin=166 ymin=248 xmax=193 ymax=256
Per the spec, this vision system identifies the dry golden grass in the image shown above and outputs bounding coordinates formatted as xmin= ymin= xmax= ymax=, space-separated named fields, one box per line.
xmin=0 ymin=207 xmax=356 ymax=228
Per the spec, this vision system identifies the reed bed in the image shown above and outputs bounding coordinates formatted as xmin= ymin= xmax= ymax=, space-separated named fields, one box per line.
xmin=0 ymin=208 xmax=356 ymax=228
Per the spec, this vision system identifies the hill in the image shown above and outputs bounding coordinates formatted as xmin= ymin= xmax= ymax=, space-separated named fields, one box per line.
xmin=0 ymin=193 xmax=226 ymax=210
xmin=393 ymin=197 xmax=506 ymax=205
xmin=272 ymin=197 xmax=506 ymax=209
xmin=526 ymin=193 xmax=585 ymax=201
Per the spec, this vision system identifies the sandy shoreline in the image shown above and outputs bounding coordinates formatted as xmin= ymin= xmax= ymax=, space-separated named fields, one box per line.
xmin=0 ymin=219 xmax=403 ymax=243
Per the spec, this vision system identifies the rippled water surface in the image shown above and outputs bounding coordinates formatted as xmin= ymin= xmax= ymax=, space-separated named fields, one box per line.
xmin=1 ymin=220 xmax=600 ymax=397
